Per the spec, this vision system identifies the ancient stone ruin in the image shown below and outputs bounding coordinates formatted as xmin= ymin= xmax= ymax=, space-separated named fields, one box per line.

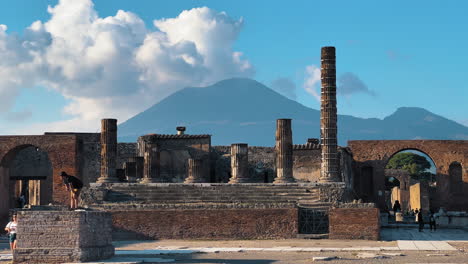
xmin=0 ymin=46 xmax=466 ymax=262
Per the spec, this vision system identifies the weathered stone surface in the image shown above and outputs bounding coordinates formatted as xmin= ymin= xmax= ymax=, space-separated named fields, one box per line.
xmin=13 ymin=210 xmax=114 ymax=264
xmin=329 ymin=207 xmax=380 ymax=240
xmin=142 ymin=143 xmax=160 ymax=183
xmin=184 ymin=158 xmax=205 ymax=183
xmin=0 ymin=134 xmax=86 ymax=227
xmin=349 ymin=140 xmax=468 ymax=211
xmin=97 ymin=119 xmax=118 ymax=183
xmin=320 ymin=46 xmax=339 ymax=183
xmin=111 ymin=208 xmax=298 ymax=240
xmin=229 ymin=143 xmax=250 ymax=183
xmin=274 ymin=119 xmax=295 ymax=183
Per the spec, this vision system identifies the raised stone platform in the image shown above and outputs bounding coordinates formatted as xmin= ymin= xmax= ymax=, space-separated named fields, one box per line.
xmin=13 ymin=209 xmax=114 ymax=264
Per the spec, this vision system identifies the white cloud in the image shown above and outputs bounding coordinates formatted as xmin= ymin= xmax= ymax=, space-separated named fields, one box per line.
xmin=0 ymin=0 xmax=254 ymax=134
xmin=303 ymin=65 xmax=321 ymax=101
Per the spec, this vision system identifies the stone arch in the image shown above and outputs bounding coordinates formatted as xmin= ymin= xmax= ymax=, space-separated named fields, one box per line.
xmin=0 ymin=135 xmax=79 ymax=224
xmin=348 ymin=140 xmax=467 ymax=211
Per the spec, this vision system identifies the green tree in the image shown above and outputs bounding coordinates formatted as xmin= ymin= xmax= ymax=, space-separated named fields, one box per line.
xmin=386 ymin=152 xmax=434 ymax=181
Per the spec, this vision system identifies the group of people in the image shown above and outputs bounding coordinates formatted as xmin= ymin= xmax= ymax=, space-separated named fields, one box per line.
xmin=392 ymin=200 xmax=437 ymax=232
xmin=3 ymin=171 xmax=83 ymax=252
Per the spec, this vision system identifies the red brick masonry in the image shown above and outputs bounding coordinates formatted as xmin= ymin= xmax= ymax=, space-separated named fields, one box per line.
xmin=112 ymin=208 xmax=298 ymax=240
xmin=329 ymin=208 xmax=380 ymax=240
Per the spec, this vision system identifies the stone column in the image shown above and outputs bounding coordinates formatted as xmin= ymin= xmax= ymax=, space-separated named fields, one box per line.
xmin=124 ymin=161 xmax=137 ymax=183
xmin=274 ymin=118 xmax=295 ymax=183
xmin=128 ymin=156 xmax=144 ymax=180
xmin=141 ymin=143 xmax=160 ymax=183
xmin=97 ymin=119 xmax=118 ymax=183
xmin=320 ymin=46 xmax=339 ymax=182
xmin=229 ymin=143 xmax=250 ymax=183
xmin=184 ymin=158 xmax=204 ymax=183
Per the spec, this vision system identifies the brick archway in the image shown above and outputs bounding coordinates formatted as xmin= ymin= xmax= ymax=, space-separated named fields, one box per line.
xmin=348 ymin=140 xmax=468 ymax=211
xmin=0 ymin=135 xmax=80 ymax=224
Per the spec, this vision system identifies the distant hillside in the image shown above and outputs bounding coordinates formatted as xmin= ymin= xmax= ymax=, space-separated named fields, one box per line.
xmin=118 ymin=78 xmax=468 ymax=146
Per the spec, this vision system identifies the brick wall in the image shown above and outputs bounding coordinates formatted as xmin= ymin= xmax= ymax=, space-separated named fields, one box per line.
xmin=14 ymin=210 xmax=114 ymax=264
xmin=329 ymin=207 xmax=380 ymax=240
xmin=111 ymin=208 xmax=298 ymax=240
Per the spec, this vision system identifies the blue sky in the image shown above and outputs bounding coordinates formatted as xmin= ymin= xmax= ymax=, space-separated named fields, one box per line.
xmin=0 ymin=0 xmax=467 ymax=134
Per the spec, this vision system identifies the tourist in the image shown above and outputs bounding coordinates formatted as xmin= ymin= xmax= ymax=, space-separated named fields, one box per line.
xmin=60 ymin=171 xmax=84 ymax=210
xmin=393 ymin=200 xmax=401 ymax=212
xmin=417 ymin=210 xmax=424 ymax=232
xmin=4 ymin=214 xmax=17 ymax=252
xmin=429 ymin=211 xmax=436 ymax=231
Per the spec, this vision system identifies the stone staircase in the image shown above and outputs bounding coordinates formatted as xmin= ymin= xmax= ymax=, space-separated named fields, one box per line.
xmin=88 ymin=183 xmax=327 ymax=207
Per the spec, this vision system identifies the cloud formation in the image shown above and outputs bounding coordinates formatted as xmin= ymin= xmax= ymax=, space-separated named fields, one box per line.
xmin=303 ymin=66 xmax=374 ymax=101
xmin=337 ymin=72 xmax=375 ymax=97
xmin=303 ymin=65 xmax=321 ymax=101
xmin=270 ymin=78 xmax=296 ymax=100
xmin=0 ymin=0 xmax=254 ymax=132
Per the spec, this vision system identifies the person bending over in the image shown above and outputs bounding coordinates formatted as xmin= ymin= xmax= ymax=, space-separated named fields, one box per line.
xmin=60 ymin=171 xmax=83 ymax=210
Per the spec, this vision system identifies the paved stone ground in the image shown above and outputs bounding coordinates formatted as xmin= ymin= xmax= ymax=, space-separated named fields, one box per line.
xmin=1 ymin=228 xmax=467 ymax=263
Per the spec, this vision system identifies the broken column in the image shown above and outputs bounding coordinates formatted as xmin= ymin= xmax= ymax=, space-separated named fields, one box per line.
xmin=184 ymin=158 xmax=204 ymax=183
xmin=229 ymin=143 xmax=250 ymax=183
xmin=97 ymin=119 xmax=118 ymax=183
xmin=274 ymin=118 xmax=295 ymax=183
xmin=124 ymin=161 xmax=137 ymax=183
xmin=141 ymin=143 xmax=160 ymax=183
xmin=320 ymin=46 xmax=339 ymax=182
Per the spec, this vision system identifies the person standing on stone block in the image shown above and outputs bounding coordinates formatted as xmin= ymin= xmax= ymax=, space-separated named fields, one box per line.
xmin=61 ymin=171 xmax=83 ymax=210
xmin=4 ymin=214 xmax=17 ymax=252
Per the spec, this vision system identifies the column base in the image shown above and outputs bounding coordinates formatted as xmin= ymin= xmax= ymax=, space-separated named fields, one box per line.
xmin=140 ymin=178 xmax=157 ymax=183
xmin=228 ymin=178 xmax=252 ymax=184
xmin=273 ymin=177 xmax=295 ymax=183
xmin=96 ymin=177 xmax=119 ymax=183
xmin=126 ymin=177 xmax=137 ymax=183
xmin=319 ymin=177 xmax=338 ymax=183
xmin=184 ymin=177 xmax=205 ymax=183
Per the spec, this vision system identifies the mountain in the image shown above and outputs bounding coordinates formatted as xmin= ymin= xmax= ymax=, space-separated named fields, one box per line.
xmin=118 ymin=78 xmax=468 ymax=146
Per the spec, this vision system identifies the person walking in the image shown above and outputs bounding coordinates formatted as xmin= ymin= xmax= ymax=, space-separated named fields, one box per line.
xmin=4 ymin=214 xmax=17 ymax=252
xmin=429 ymin=211 xmax=436 ymax=231
xmin=60 ymin=171 xmax=84 ymax=210
xmin=417 ymin=210 xmax=424 ymax=232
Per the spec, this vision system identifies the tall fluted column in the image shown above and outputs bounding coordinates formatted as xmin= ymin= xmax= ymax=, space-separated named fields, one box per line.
xmin=124 ymin=161 xmax=137 ymax=182
xmin=97 ymin=119 xmax=118 ymax=183
xmin=229 ymin=143 xmax=250 ymax=183
xmin=128 ymin=156 xmax=144 ymax=181
xmin=141 ymin=143 xmax=160 ymax=183
xmin=184 ymin=158 xmax=205 ymax=183
xmin=320 ymin=46 xmax=339 ymax=182
xmin=274 ymin=118 xmax=295 ymax=183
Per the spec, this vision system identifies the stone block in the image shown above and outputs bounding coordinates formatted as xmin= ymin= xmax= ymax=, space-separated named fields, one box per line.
xmin=13 ymin=210 xmax=114 ymax=264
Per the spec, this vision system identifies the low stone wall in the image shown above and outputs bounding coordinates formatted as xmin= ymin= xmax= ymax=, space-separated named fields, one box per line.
xmin=329 ymin=207 xmax=380 ymax=240
xmin=13 ymin=210 xmax=114 ymax=264
xmin=111 ymin=208 xmax=298 ymax=240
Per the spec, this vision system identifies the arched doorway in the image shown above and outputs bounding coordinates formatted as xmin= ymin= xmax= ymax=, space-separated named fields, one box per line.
xmin=385 ymin=149 xmax=437 ymax=213
xmin=0 ymin=145 xmax=53 ymax=218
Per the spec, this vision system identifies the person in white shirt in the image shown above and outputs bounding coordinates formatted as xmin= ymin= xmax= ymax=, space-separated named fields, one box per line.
xmin=4 ymin=214 xmax=17 ymax=251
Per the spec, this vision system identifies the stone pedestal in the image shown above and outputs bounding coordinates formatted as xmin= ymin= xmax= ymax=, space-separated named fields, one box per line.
xmin=185 ymin=159 xmax=205 ymax=183
xmin=141 ymin=143 xmax=160 ymax=183
xmin=97 ymin=119 xmax=118 ymax=183
xmin=274 ymin=119 xmax=295 ymax=183
xmin=13 ymin=210 xmax=114 ymax=264
xmin=229 ymin=143 xmax=250 ymax=183
xmin=320 ymin=47 xmax=339 ymax=182
xmin=124 ymin=161 xmax=137 ymax=182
